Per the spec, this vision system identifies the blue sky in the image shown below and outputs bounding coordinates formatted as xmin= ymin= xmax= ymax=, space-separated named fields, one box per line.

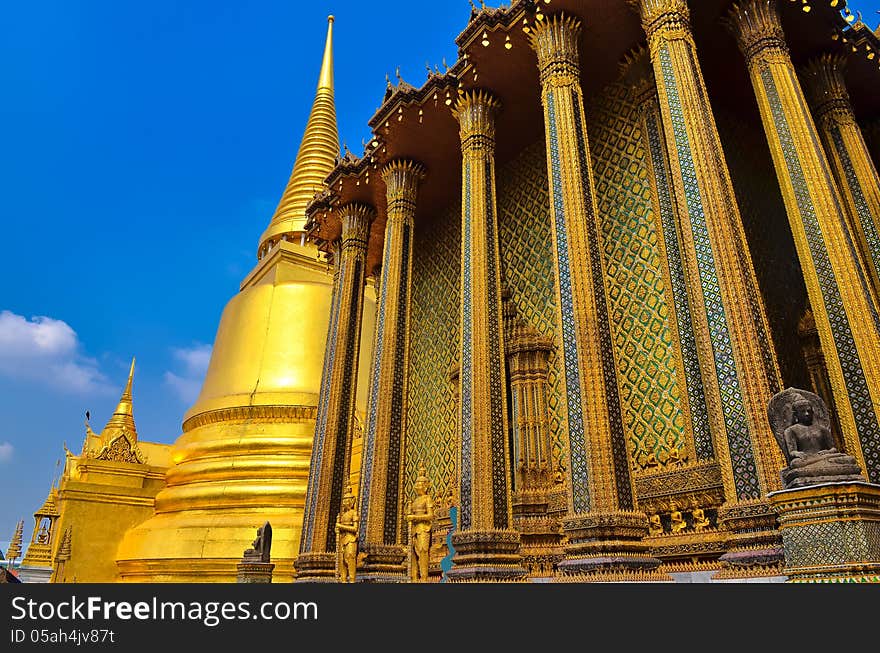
xmin=0 ymin=0 xmax=878 ymax=545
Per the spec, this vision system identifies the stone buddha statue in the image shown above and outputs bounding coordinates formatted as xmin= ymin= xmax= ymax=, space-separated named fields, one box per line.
xmin=242 ymin=521 xmax=272 ymax=564
xmin=768 ymin=388 xmax=864 ymax=489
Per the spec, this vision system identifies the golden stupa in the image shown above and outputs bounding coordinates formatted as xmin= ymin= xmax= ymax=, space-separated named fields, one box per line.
xmin=117 ymin=16 xmax=376 ymax=582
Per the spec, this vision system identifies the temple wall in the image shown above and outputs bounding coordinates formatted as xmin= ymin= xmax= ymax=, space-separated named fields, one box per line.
xmin=495 ymin=142 xmax=561 ymax=467
xmin=54 ymin=461 xmax=168 ymax=582
xmin=585 ymin=82 xmax=688 ymax=472
xmin=405 ymin=80 xmax=701 ymax=508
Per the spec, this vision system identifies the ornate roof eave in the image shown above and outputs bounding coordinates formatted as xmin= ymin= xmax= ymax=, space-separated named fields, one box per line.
xmin=839 ymin=15 xmax=880 ymax=57
xmin=304 ymin=187 xmax=340 ymax=247
xmin=368 ymin=69 xmax=464 ymax=137
xmin=83 ymin=432 xmax=146 ymax=465
xmin=454 ymin=0 xmax=527 ymax=50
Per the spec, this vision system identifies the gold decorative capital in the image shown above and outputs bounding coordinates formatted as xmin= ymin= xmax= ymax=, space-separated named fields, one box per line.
xmin=382 ymin=159 xmax=426 ymax=217
xmin=452 ymin=89 xmax=501 ymax=154
xmin=799 ymin=52 xmax=854 ymax=126
xmin=630 ymin=0 xmax=691 ymax=42
xmin=619 ymin=44 xmax=656 ymax=108
xmin=724 ymin=0 xmax=788 ymax=68
xmin=529 ymin=13 xmax=583 ymax=86
xmin=338 ymin=202 xmax=375 ymax=246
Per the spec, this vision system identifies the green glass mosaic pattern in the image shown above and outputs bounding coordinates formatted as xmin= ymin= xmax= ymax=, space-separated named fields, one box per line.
xmin=495 ymin=141 xmax=566 ymax=472
xmin=405 ymin=201 xmax=461 ymax=507
xmin=587 ymin=82 xmax=687 ymax=470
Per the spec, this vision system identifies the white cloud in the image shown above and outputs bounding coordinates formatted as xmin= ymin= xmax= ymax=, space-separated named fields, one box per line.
xmin=0 ymin=310 xmax=112 ymax=394
xmin=0 ymin=442 xmax=12 ymax=463
xmin=164 ymin=344 xmax=212 ymax=404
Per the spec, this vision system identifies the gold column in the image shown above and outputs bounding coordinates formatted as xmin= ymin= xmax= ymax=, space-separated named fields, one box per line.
xmin=357 ymin=159 xmax=425 ymax=582
xmin=801 ymin=52 xmax=880 ymax=308
xmin=621 ymin=46 xmax=713 ymax=463
xmin=726 ymin=0 xmax=880 ymax=483
xmin=295 ymin=202 xmax=375 ymax=582
xmin=447 ymin=89 xmax=526 ymax=582
xmin=631 ymin=0 xmax=786 ymax=571
xmin=530 ymin=14 xmax=662 ymax=578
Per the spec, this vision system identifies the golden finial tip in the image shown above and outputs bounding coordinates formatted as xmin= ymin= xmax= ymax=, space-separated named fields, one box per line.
xmin=328 ymin=15 xmax=334 ymax=23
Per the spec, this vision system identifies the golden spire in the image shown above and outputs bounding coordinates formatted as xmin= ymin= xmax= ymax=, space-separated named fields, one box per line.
xmin=99 ymin=358 xmax=138 ymax=443
xmin=50 ymin=527 xmax=72 ymax=583
xmin=318 ymin=15 xmax=334 ymax=91
xmin=55 ymin=528 xmax=72 ymax=561
xmin=5 ymin=520 xmax=23 ymax=561
xmin=258 ymin=15 xmax=340 ymax=255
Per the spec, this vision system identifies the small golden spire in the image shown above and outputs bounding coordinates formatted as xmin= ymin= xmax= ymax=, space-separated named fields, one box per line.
xmin=99 ymin=357 xmax=138 ymax=444
xmin=259 ymin=15 xmax=340 ymax=254
xmin=318 ymin=16 xmax=334 ymax=91
xmin=50 ymin=527 xmax=72 ymax=583
xmin=55 ymin=528 xmax=72 ymax=561
xmin=5 ymin=520 xmax=24 ymax=561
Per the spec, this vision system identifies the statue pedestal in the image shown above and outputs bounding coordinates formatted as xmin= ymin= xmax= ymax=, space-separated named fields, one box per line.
xmin=236 ymin=561 xmax=274 ymax=584
xmin=445 ymin=529 xmax=529 ymax=582
xmin=712 ymin=499 xmax=785 ymax=581
xmin=768 ymin=481 xmax=880 ymax=583
xmin=555 ymin=512 xmax=669 ymax=582
xmin=358 ymin=544 xmax=406 ymax=583
xmin=292 ymin=552 xmax=337 ymax=583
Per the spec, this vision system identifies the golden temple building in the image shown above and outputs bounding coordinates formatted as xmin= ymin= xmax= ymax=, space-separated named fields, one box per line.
xmin=12 ymin=0 xmax=880 ymax=582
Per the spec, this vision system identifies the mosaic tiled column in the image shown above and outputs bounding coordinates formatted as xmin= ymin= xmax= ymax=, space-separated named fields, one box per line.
xmin=726 ymin=0 xmax=880 ymax=485
xmin=447 ymin=89 xmax=526 ymax=582
xmin=631 ymin=0 xmax=786 ymax=573
xmin=357 ymin=160 xmax=425 ymax=582
xmin=295 ymin=202 xmax=374 ymax=582
xmin=530 ymin=14 xmax=662 ymax=579
xmin=801 ymin=52 xmax=880 ymax=309
xmin=621 ymin=45 xmax=713 ymax=465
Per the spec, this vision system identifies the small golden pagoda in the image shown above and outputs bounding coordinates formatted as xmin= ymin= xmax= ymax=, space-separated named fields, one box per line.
xmin=30 ymin=359 xmax=172 ymax=583
xmin=18 ymin=487 xmax=60 ymax=582
xmin=3 ymin=520 xmax=23 ymax=565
